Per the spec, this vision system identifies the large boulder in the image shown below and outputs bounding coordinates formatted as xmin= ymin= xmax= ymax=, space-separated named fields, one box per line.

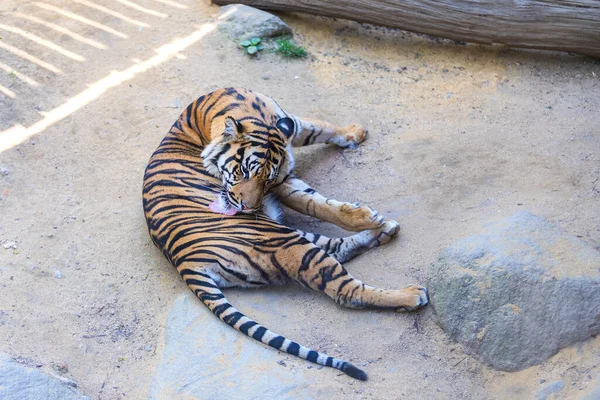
xmin=0 ymin=353 xmax=89 ymax=400
xmin=218 ymin=4 xmax=292 ymax=41
xmin=148 ymin=292 xmax=321 ymax=399
xmin=429 ymin=211 xmax=600 ymax=371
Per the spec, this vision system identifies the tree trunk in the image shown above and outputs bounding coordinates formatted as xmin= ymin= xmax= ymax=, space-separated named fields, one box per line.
xmin=213 ymin=0 xmax=600 ymax=58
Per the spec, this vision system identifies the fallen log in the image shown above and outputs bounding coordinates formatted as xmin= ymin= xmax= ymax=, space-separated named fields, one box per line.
xmin=212 ymin=0 xmax=600 ymax=58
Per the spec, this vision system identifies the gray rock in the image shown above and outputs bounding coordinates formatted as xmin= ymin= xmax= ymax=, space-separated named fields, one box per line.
xmin=537 ymin=380 xmax=565 ymax=400
xmin=429 ymin=211 xmax=600 ymax=371
xmin=218 ymin=4 xmax=292 ymax=41
xmin=0 ymin=353 xmax=89 ymax=400
xmin=148 ymin=292 xmax=319 ymax=399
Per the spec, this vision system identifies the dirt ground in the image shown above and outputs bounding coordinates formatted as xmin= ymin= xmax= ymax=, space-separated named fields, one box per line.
xmin=1 ymin=0 xmax=599 ymax=399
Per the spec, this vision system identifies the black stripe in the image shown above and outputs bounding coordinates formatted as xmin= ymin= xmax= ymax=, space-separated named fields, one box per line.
xmin=337 ymin=277 xmax=354 ymax=292
xmin=303 ymin=126 xmax=316 ymax=146
xmin=239 ymin=321 xmax=258 ymax=335
xmin=268 ymin=336 xmax=285 ymax=349
xmin=306 ymin=351 xmax=319 ymax=363
xmin=213 ymin=303 xmax=232 ymax=317
xmin=220 ymin=265 xmax=249 ymax=282
xmin=299 ymin=247 xmax=321 ymax=272
xmin=252 ymin=326 xmax=267 ymax=341
xmin=202 ymin=89 xmax=235 ymax=126
xmin=326 ymin=357 xmax=333 ymax=367
xmin=179 ymin=269 xmax=213 ymax=279
xmin=223 ymin=311 xmax=244 ymax=326
xmin=214 ymin=103 xmax=241 ymax=118
xmin=287 ymin=342 xmax=300 ymax=356
xmin=191 ymin=95 xmax=206 ymax=131
xmin=185 ymin=102 xmax=194 ymax=130
xmin=185 ymin=278 xmax=217 ymax=289
xmin=199 ymin=292 xmax=225 ymax=301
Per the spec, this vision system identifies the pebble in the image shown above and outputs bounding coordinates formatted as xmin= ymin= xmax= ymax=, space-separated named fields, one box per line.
xmin=3 ymin=242 xmax=17 ymax=250
xmin=52 ymin=363 xmax=69 ymax=374
xmin=54 ymin=270 xmax=63 ymax=279
xmin=145 ymin=345 xmax=153 ymax=352
xmin=0 ymin=167 xmax=8 ymax=176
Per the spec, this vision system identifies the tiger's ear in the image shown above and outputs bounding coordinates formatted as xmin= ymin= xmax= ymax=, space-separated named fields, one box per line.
xmin=223 ymin=116 xmax=244 ymax=141
xmin=276 ymin=117 xmax=295 ymax=139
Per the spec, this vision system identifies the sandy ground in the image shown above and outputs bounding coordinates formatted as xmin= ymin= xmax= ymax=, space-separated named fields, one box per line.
xmin=1 ymin=0 xmax=599 ymax=399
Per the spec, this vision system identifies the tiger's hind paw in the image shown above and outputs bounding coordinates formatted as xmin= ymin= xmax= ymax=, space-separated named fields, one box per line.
xmin=338 ymin=203 xmax=384 ymax=231
xmin=395 ymin=285 xmax=428 ymax=312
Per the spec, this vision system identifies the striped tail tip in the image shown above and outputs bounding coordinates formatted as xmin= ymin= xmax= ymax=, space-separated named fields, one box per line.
xmin=183 ymin=270 xmax=370 ymax=381
xmin=342 ymin=363 xmax=368 ymax=381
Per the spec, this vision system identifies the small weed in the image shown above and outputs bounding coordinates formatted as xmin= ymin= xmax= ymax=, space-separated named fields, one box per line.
xmin=276 ymin=38 xmax=307 ymax=58
xmin=240 ymin=37 xmax=264 ymax=56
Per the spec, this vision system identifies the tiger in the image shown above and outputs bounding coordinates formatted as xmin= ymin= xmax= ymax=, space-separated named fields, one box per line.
xmin=142 ymin=87 xmax=428 ymax=381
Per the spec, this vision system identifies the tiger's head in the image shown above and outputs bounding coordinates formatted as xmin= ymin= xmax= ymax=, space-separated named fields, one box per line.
xmin=201 ymin=115 xmax=295 ymax=214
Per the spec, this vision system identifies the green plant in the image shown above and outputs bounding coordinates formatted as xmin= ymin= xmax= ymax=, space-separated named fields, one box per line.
xmin=240 ymin=37 xmax=264 ymax=55
xmin=276 ymin=38 xmax=307 ymax=58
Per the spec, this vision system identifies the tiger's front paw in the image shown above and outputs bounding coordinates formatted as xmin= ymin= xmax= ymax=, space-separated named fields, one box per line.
xmin=361 ymin=219 xmax=401 ymax=251
xmin=330 ymin=124 xmax=367 ymax=149
xmin=338 ymin=203 xmax=384 ymax=231
xmin=374 ymin=219 xmax=400 ymax=246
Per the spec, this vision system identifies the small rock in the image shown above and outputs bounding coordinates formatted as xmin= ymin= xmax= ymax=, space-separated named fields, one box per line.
xmin=217 ymin=4 xmax=292 ymax=41
xmin=145 ymin=345 xmax=153 ymax=352
xmin=277 ymin=360 xmax=286 ymax=367
xmin=537 ymin=381 xmax=565 ymax=400
xmin=1 ymin=167 xmax=8 ymax=176
xmin=166 ymin=99 xmax=181 ymax=109
xmin=3 ymin=242 xmax=17 ymax=250
xmin=54 ymin=270 xmax=63 ymax=279
xmin=52 ymin=363 xmax=69 ymax=374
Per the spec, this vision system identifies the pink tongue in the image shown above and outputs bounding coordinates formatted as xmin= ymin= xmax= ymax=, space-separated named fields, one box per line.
xmin=209 ymin=200 xmax=237 ymax=216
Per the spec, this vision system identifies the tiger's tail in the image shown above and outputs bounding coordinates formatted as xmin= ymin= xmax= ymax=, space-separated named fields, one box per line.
xmin=179 ymin=268 xmax=368 ymax=381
